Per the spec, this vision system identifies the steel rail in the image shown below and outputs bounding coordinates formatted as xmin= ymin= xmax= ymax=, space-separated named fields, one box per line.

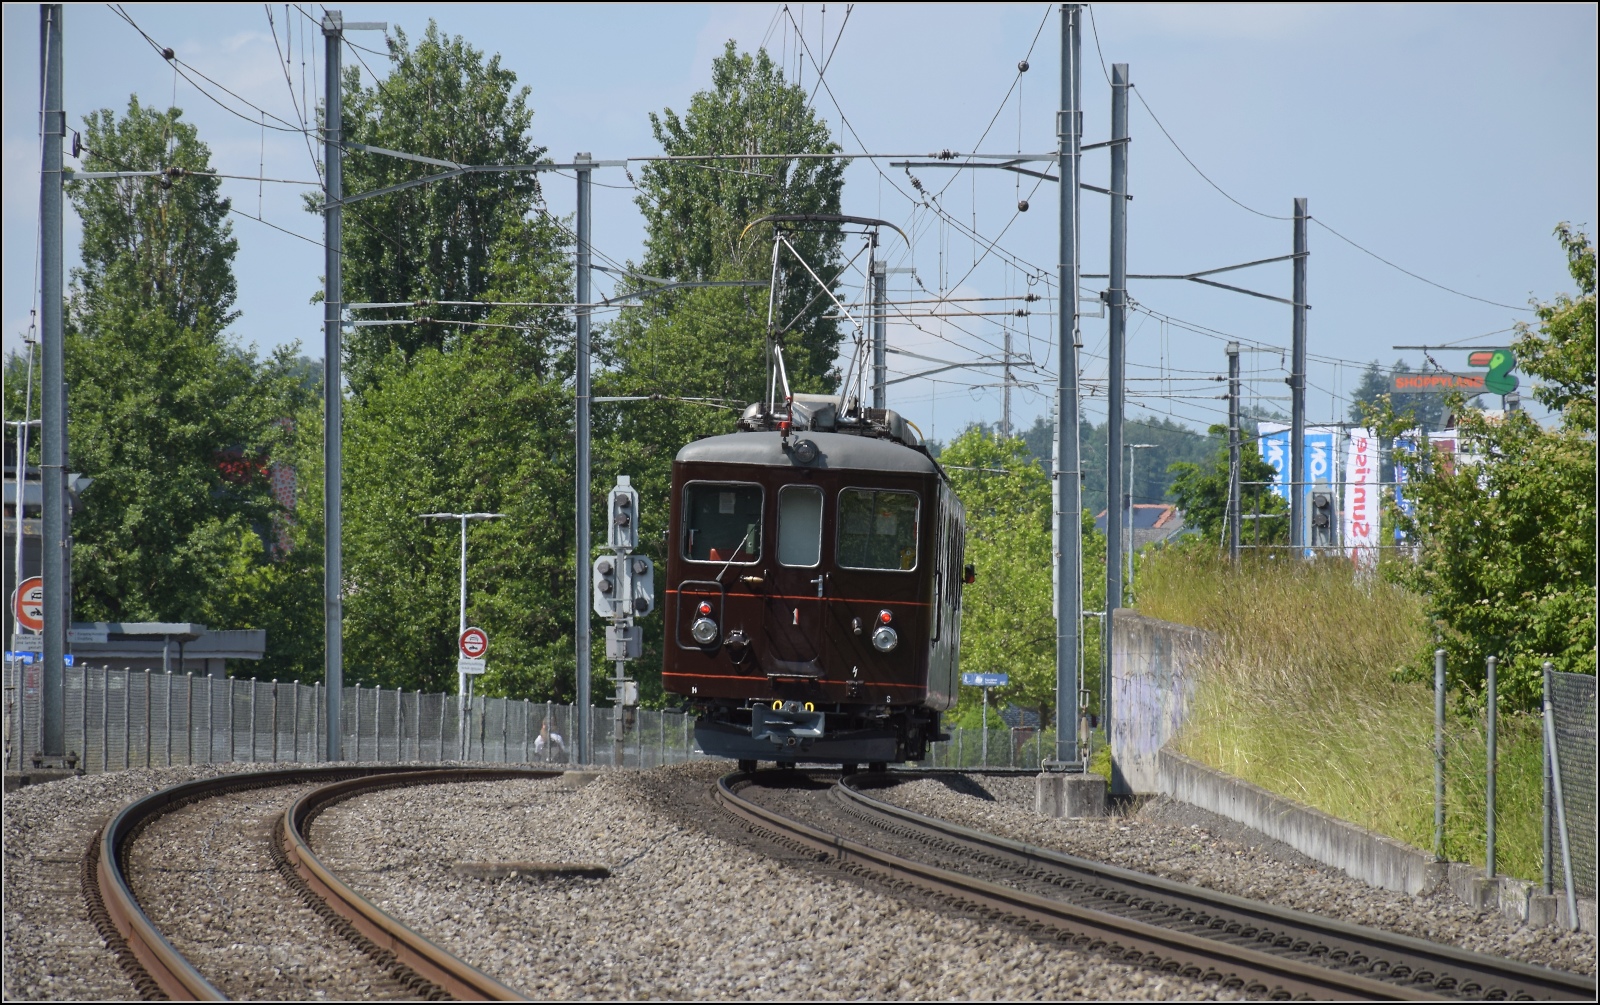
xmin=717 ymin=771 xmax=1429 ymax=1000
xmin=281 ymin=769 xmax=552 ymax=1002
xmin=837 ymin=775 xmax=1596 ymax=1002
xmin=88 ymin=766 xmax=555 ymax=1001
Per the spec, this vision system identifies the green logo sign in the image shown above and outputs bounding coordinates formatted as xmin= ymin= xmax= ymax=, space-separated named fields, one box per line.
xmin=1468 ymin=349 xmax=1518 ymax=395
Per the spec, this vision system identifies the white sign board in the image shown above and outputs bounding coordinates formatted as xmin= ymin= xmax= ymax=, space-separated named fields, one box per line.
xmin=68 ymin=628 xmax=109 ymax=644
xmin=457 ymin=657 xmax=487 ymax=675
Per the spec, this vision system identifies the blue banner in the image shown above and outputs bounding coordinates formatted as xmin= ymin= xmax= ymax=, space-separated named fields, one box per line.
xmin=1257 ymin=422 xmax=1291 ymax=501
xmin=1393 ymin=432 xmax=1418 ymax=541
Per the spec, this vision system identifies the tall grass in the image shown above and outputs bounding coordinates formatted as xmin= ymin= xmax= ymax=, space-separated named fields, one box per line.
xmin=1136 ymin=546 xmax=1546 ymax=880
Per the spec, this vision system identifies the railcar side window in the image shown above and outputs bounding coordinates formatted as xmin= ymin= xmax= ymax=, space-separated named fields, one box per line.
xmin=683 ymin=483 xmax=762 ymax=563
xmin=837 ymin=488 xmax=919 ymax=571
xmin=777 ymin=485 xmax=823 ymax=567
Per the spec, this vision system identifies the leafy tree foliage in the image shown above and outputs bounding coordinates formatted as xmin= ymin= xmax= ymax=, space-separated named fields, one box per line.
xmin=941 ymin=429 xmax=1105 ymax=726
xmin=22 ymin=99 xmax=316 ymax=668
xmin=1020 ymin=414 xmax=1216 ymax=517
xmin=631 ymin=42 xmax=847 ymax=390
xmin=333 ymin=22 xmax=546 ymax=393
xmin=1165 ymin=425 xmax=1288 ymax=545
xmin=70 ymin=98 xmax=238 ymax=337
xmin=1383 ymin=226 xmax=1596 ymax=707
xmin=341 ymin=214 xmax=576 ymax=696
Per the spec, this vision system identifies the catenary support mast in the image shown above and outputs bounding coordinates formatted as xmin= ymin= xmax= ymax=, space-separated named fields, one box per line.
xmin=1054 ymin=3 xmax=1084 ymax=765
xmin=1290 ymin=198 xmax=1308 ymax=550
xmin=39 ymin=3 xmax=66 ymax=758
xmin=574 ymin=155 xmax=594 ymax=765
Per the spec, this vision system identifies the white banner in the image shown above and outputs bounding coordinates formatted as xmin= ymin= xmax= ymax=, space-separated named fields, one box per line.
xmin=1343 ymin=427 xmax=1380 ymax=569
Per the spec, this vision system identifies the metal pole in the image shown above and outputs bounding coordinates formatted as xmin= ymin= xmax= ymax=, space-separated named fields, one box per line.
xmin=1542 ymin=663 xmax=1578 ymax=929
xmin=322 ymin=10 xmax=345 ymax=761
xmin=38 ymin=4 xmax=66 ymax=760
xmin=982 ymin=685 xmax=989 ymax=768
xmin=1485 ymin=655 xmax=1497 ymax=878
xmin=1125 ymin=447 xmax=1135 ymax=588
xmin=1433 ymin=648 xmax=1446 ymax=861
xmin=457 ymin=516 xmax=468 ymax=759
xmin=1105 ymin=58 xmax=1128 ymax=632
xmin=574 ymin=154 xmax=593 ymax=766
xmin=1227 ymin=342 xmax=1242 ymax=561
xmin=1289 ymin=197 xmax=1308 ymax=552
xmin=1054 ymin=2 xmax=1084 ymax=766
xmin=1542 ymin=661 xmax=1553 ymax=896
xmin=872 ymin=244 xmax=887 ymax=411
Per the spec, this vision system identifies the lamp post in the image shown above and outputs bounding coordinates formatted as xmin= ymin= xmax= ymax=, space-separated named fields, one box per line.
xmin=1125 ymin=444 xmax=1156 ymax=590
xmin=419 ymin=512 xmax=504 ymax=760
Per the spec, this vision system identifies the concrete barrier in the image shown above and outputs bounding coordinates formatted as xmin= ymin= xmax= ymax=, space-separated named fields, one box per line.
xmin=1159 ymin=747 xmax=1594 ymax=929
xmin=1110 ymin=610 xmax=1204 ymax=795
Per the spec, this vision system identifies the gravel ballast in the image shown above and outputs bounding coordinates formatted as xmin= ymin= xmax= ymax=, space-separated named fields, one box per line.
xmin=310 ymin=761 xmax=1241 ymax=1001
xmin=873 ymin=774 xmax=1596 ymax=976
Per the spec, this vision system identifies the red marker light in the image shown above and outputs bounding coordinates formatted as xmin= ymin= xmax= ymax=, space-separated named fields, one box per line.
xmin=698 ymin=602 xmax=712 ymax=616
xmin=878 ymin=609 xmax=893 ymax=624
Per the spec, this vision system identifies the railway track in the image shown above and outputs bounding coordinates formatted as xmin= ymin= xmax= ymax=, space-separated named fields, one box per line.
xmin=84 ymin=766 xmax=554 ymax=1001
xmin=717 ymin=769 xmax=1596 ymax=1002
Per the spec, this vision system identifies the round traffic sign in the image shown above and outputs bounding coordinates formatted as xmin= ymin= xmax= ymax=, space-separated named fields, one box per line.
xmin=11 ymin=576 xmax=44 ymax=633
xmin=459 ymin=626 xmax=489 ymax=659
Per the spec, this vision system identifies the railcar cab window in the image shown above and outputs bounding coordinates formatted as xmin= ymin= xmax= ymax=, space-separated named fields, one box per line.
xmin=683 ymin=482 xmax=762 ymax=563
xmin=777 ymin=485 xmax=824 ymax=567
xmin=838 ymin=488 xmax=919 ymax=571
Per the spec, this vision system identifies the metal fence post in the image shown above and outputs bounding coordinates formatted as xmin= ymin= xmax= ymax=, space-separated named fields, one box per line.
xmin=143 ymin=669 xmax=151 ymax=768
xmin=165 ymin=670 xmax=173 ymax=766
xmin=1543 ymin=661 xmax=1553 ymax=896
xmin=352 ymin=682 xmax=360 ymax=761
xmin=1543 ymin=663 xmax=1578 ymax=930
xmin=99 ymin=669 xmax=108 ymax=773
xmin=248 ymin=678 xmax=258 ymax=763
xmin=1433 ymin=649 xmax=1446 ymax=861
xmin=1486 ymin=655 xmax=1497 ymax=878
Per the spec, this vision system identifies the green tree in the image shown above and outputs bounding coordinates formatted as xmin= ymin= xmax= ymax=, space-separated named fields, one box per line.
xmin=1384 ymin=226 xmax=1596 ymax=707
xmin=331 ymin=22 xmax=546 ymax=393
xmin=1166 ymin=425 xmax=1288 ymax=545
xmin=16 ymin=99 xmax=319 ymax=670
xmin=941 ymin=428 xmax=1105 ymax=726
xmin=631 ymin=41 xmax=847 ymax=390
xmin=341 ymin=214 xmax=575 ymax=697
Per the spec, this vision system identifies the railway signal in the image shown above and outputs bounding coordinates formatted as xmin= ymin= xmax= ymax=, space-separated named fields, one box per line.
xmin=601 ymin=475 xmax=653 ymax=766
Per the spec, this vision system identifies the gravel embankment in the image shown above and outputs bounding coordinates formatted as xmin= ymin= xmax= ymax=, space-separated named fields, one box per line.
xmin=874 ymin=774 xmax=1596 ymax=976
xmin=4 ymin=763 xmax=260 ymax=1001
xmin=312 ymin=761 xmax=1242 ymax=1001
xmin=126 ymin=781 xmax=422 ymax=1000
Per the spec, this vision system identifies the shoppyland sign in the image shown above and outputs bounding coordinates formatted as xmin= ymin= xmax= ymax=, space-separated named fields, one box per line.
xmin=1344 ymin=427 xmax=1380 ymax=569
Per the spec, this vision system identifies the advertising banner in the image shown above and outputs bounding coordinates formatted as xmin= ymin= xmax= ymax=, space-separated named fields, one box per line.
xmin=1344 ymin=427 xmax=1380 ymax=569
xmin=1392 ymin=430 xmax=1420 ymax=541
xmin=1256 ymin=421 xmax=1290 ymax=502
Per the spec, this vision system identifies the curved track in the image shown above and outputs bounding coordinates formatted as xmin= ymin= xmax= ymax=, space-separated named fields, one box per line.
xmin=717 ymin=769 xmax=1596 ymax=1002
xmin=85 ymin=766 xmax=556 ymax=1001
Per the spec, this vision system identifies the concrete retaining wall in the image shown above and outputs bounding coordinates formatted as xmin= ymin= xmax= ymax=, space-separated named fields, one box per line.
xmin=1159 ymin=747 xmax=1594 ymax=930
xmin=1110 ymin=610 xmax=1204 ymax=795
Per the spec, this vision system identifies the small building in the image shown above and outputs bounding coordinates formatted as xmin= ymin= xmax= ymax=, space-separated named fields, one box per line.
xmin=64 ymin=623 xmax=267 ymax=678
xmin=1094 ymin=503 xmax=1187 ymax=551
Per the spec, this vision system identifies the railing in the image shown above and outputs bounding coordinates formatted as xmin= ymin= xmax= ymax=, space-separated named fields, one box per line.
xmin=3 ymin=665 xmax=1057 ymax=773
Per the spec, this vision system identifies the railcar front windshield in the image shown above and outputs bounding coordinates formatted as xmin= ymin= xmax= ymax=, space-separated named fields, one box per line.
xmin=837 ymin=488 xmax=919 ymax=571
xmin=682 ymin=482 xmax=763 ymax=563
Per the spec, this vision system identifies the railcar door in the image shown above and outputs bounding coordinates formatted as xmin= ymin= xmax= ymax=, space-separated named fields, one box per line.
xmin=762 ymin=481 xmax=828 ymax=680
xmin=824 ymin=483 xmax=927 ymax=703
xmin=677 ymin=480 xmax=765 ymax=673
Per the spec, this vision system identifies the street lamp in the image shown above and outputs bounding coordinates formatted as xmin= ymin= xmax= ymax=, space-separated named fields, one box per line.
xmin=419 ymin=512 xmax=504 ymax=760
xmin=1125 ymin=445 xmax=1157 ymax=592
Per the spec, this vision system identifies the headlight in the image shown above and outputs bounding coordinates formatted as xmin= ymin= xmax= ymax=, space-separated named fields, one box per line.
xmin=871 ymin=625 xmax=898 ymax=653
xmin=691 ymin=617 xmax=719 ymax=646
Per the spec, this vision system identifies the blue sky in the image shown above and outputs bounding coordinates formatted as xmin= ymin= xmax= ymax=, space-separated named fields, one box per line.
xmin=5 ymin=3 xmax=1595 ymax=441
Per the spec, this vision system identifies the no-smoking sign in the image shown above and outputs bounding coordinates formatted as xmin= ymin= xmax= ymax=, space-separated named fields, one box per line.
xmin=11 ymin=576 xmax=44 ymax=633
xmin=458 ymin=626 xmax=489 ymax=659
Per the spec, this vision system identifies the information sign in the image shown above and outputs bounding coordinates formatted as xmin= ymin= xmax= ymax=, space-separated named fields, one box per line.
xmin=457 ymin=657 xmax=487 ymax=675
xmin=962 ymin=672 xmax=1009 ymax=688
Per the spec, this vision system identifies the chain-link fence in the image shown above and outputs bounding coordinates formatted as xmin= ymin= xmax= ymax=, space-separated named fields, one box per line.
xmin=5 ymin=665 xmax=1054 ymax=773
xmin=1551 ymin=671 xmax=1596 ymax=898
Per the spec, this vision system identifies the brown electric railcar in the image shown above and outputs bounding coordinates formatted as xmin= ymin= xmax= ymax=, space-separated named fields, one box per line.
xmin=662 ymin=395 xmax=969 ymax=770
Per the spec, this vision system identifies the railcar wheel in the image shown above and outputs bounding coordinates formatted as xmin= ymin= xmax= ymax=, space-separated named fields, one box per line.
xmin=738 ymin=759 xmax=758 ymax=773
xmin=839 ymin=763 xmax=859 ymax=776
xmin=868 ymin=761 xmax=888 ymax=773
